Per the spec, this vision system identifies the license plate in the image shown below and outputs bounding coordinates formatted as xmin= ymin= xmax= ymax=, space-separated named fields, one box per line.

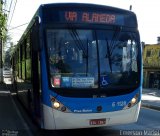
xmin=89 ymin=118 xmax=106 ymax=125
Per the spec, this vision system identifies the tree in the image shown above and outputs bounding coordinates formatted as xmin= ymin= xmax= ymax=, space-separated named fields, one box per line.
xmin=3 ymin=42 xmax=15 ymax=67
xmin=0 ymin=0 xmax=7 ymax=41
xmin=0 ymin=0 xmax=7 ymax=83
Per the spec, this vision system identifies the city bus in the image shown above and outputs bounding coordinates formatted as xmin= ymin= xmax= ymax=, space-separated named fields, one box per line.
xmin=11 ymin=3 xmax=142 ymax=130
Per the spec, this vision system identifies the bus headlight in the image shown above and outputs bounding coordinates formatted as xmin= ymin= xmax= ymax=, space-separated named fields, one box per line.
xmin=124 ymin=93 xmax=139 ymax=109
xmin=53 ymin=102 xmax=60 ymax=109
xmin=131 ymin=97 xmax=137 ymax=105
xmin=50 ymin=96 xmax=71 ymax=113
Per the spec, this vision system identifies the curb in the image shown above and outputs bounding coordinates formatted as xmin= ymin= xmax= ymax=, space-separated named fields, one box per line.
xmin=141 ymin=103 xmax=160 ymax=111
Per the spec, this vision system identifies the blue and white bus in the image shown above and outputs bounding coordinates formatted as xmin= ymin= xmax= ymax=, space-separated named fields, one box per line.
xmin=11 ymin=3 xmax=142 ymax=130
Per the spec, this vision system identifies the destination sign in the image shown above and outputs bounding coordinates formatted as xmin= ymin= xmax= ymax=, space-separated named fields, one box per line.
xmin=72 ymin=77 xmax=94 ymax=88
xmin=43 ymin=7 xmax=137 ymax=27
xmin=65 ymin=11 xmax=116 ymax=24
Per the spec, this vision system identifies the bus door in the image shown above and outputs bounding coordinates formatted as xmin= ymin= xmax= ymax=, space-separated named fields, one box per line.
xmin=30 ymin=19 xmax=41 ymax=123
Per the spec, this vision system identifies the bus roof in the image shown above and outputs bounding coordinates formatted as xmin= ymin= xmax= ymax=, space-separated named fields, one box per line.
xmin=41 ymin=3 xmax=133 ymax=13
xmin=40 ymin=3 xmax=137 ymax=27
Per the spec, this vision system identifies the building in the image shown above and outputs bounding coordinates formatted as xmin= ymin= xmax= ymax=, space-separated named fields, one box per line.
xmin=143 ymin=43 xmax=160 ymax=89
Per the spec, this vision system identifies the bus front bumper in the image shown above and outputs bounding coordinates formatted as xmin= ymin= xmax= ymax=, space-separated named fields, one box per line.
xmin=42 ymin=102 xmax=141 ymax=130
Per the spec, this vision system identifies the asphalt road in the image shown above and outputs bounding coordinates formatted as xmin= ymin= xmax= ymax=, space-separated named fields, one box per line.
xmin=0 ymin=93 xmax=159 ymax=136
xmin=37 ymin=108 xmax=160 ymax=136
xmin=13 ymin=101 xmax=160 ymax=136
xmin=0 ymin=95 xmax=33 ymax=136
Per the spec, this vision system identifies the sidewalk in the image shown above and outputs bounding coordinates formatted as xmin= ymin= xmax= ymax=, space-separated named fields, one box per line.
xmin=142 ymin=88 xmax=160 ymax=111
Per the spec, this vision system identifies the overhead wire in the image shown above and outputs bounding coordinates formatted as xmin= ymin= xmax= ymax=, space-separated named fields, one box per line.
xmin=8 ymin=22 xmax=29 ymax=30
xmin=7 ymin=0 xmax=13 ymax=21
xmin=8 ymin=0 xmax=17 ymax=27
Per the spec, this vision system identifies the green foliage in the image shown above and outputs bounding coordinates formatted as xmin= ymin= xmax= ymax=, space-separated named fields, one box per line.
xmin=3 ymin=43 xmax=15 ymax=67
xmin=0 ymin=1 xmax=7 ymax=40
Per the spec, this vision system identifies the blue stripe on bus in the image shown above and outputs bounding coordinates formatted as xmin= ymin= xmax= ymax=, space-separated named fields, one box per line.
xmin=42 ymin=87 xmax=140 ymax=113
xmin=41 ymin=49 xmax=57 ymax=107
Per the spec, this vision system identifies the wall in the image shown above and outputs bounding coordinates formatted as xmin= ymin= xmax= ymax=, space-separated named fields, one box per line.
xmin=143 ymin=44 xmax=160 ymax=88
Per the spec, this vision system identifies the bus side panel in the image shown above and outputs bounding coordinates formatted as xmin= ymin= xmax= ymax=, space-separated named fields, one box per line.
xmin=12 ymin=22 xmax=43 ymax=127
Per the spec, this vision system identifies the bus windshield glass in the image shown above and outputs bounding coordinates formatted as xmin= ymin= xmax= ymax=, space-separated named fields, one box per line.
xmin=46 ymin=29 xmax=139 ymax=89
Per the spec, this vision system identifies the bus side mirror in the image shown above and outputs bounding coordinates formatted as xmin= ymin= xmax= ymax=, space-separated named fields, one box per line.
xmin=31 ymin=16 xmax=41 ymax=52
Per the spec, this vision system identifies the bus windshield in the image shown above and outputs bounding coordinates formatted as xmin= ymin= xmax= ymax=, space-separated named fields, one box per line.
xmin=46 ymin=29 xmax=139 ymax=89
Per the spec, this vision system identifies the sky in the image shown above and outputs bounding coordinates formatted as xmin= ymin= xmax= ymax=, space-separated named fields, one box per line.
xmin=6 ymin=0 xmax=160 ymax=45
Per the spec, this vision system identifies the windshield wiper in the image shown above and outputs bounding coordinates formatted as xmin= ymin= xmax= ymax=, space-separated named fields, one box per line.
xmin=67 ymin=26 xmax=90 ymax=76
xmin=105 ymin=26 xmax=122 ymax=73
xmin=106 ymin=38 xmax=113 ymax=73
xmin=68 ymin=26 xmax=87 ymax=58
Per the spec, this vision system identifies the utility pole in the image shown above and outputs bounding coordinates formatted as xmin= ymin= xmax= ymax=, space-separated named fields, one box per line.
xmin=0 ymin=31 xmax=3 ymax=83
xmin=157 ymin=37 xmax=160 ymax=44
xmin=0 ymin=0 xmax=7 ymax=83
xmin=129 ymin=5 xmax=132 ymax=11
xmin=0 ymin=0 xmax=3 ymax=83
